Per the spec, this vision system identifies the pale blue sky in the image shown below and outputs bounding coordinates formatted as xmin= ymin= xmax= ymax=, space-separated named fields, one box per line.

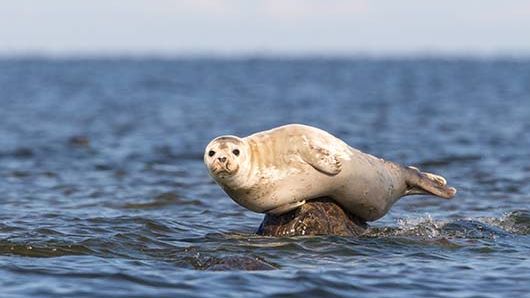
xmin=1 ymin=0 xmax=529 ymax=56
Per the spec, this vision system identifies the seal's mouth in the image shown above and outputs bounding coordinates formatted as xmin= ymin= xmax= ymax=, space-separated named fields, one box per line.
xmin=210 ymin=161 xmax=238 ymax=177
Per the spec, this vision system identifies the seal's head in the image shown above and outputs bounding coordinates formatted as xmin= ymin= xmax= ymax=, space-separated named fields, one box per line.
xmin=204 ymin=135 xmax=250 ymax=187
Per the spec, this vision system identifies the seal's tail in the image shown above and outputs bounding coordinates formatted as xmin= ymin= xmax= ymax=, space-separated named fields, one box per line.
xmin=405 ymin=166 xmax=457 ymax=199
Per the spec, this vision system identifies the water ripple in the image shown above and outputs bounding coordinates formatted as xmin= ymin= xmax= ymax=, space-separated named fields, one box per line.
xmin=2 ymin=58 xmax=530 ymax=297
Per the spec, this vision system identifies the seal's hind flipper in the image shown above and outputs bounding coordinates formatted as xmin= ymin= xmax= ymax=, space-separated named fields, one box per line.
xmin=405 ymin=166 xmax=456 ymax=199
xmin=300 ymin=140 xmax=342 ymax=176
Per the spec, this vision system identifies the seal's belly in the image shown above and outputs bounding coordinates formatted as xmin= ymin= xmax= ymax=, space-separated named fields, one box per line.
xmin=237 ymin=164 xmax=334 ymax=213
xmin=331 ymin=156 xmax=409 ymax=220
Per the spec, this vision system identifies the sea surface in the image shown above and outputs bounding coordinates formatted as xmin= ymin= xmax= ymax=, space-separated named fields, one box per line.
xmin=1 ymin=57 xmax=529 ymax=297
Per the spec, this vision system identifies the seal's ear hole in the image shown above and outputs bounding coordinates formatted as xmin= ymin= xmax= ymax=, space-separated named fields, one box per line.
xmin=208 ymin=150 xmax=216 ymax=157
xmin=232 ymin=149 xmax=240 ymax=156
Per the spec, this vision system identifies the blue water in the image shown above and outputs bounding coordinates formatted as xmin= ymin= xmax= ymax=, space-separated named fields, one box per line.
xmin=1 ymin=57 xmax=529 ymax=297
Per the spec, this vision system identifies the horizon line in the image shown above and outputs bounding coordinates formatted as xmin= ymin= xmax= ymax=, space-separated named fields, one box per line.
xmin=1 ymin=49 xmax=530 ymax=61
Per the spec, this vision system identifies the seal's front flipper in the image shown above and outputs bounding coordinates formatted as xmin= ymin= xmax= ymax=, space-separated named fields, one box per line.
xmin=300 ymin=140 xmax=342 ymax=175
xmin=405 ymin=166 xmax=456 ymax=199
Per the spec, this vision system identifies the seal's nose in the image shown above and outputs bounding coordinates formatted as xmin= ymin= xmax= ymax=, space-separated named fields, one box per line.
xmin=218 ymin=156 xmax=227 ymax=163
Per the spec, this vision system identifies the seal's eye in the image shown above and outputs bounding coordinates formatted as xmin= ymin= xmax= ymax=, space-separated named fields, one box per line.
xmin=208 ymin=150 xmax=215 ymax=157
xmin=232 ymin=149 xmax=240 ymax=156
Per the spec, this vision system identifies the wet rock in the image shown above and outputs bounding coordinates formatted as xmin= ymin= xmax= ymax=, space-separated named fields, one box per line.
xmin=121 ymin=192 xmax=203 ymax=209
xmin=94 ymin=164 xmax=113 ymax=171
xmin=61 ymin=187 xmax=78 ymax=196
xmin=42 ymin=171 xmax=58 ymax=177
xmin=9 ymin=170 xmax=31 ymax=178
xmin=114 ymin=169 xmax=127 ymax=177
xmin=68 ymin=135 xmax=90 ymax=147
xmin=200 ymin=256 xmax=276 ymax=271
xmin=13 ymin=148 xmax=34 ymax=158
xmin=257 ymin=198 xmax=367 ymax=237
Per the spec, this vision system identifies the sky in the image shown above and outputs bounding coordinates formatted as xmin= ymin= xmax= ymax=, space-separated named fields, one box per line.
xmin=1 ymin=0 xmax=529 ymax=56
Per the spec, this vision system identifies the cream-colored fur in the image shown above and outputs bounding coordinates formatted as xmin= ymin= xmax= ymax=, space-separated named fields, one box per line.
xmin=204 ymin=124 xmax=456 ymax=221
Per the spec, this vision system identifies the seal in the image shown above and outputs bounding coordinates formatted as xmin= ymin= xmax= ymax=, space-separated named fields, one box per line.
xmin=204 ymin=124 xmax=456 ymax=221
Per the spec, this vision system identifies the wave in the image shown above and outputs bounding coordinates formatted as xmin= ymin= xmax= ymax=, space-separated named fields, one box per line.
xmin=367 ymin=210 xmax=530 ymax=239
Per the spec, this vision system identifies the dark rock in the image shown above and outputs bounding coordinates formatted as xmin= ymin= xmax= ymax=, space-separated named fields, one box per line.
xmin=114 ymin=169 xmax=127 ymax=177
xmin=121 ymin=192 xmax=203 ymax=209
xmin=257 ymin=198 xmax=367 ymax=237
xmin=42 ymin=171 xmax=57 ymax=177
xmin=200 ymin=256 xmax=276 ymax=271
xmin=94 ymin=164 xmax=113 ymax=171
xmin=9 ymin=170 xmax=31 ymax=178
xmin=13 ymin=148 xmax=34 ymax=158
xmin=68 ymin=135 xmax=90 ymax=147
